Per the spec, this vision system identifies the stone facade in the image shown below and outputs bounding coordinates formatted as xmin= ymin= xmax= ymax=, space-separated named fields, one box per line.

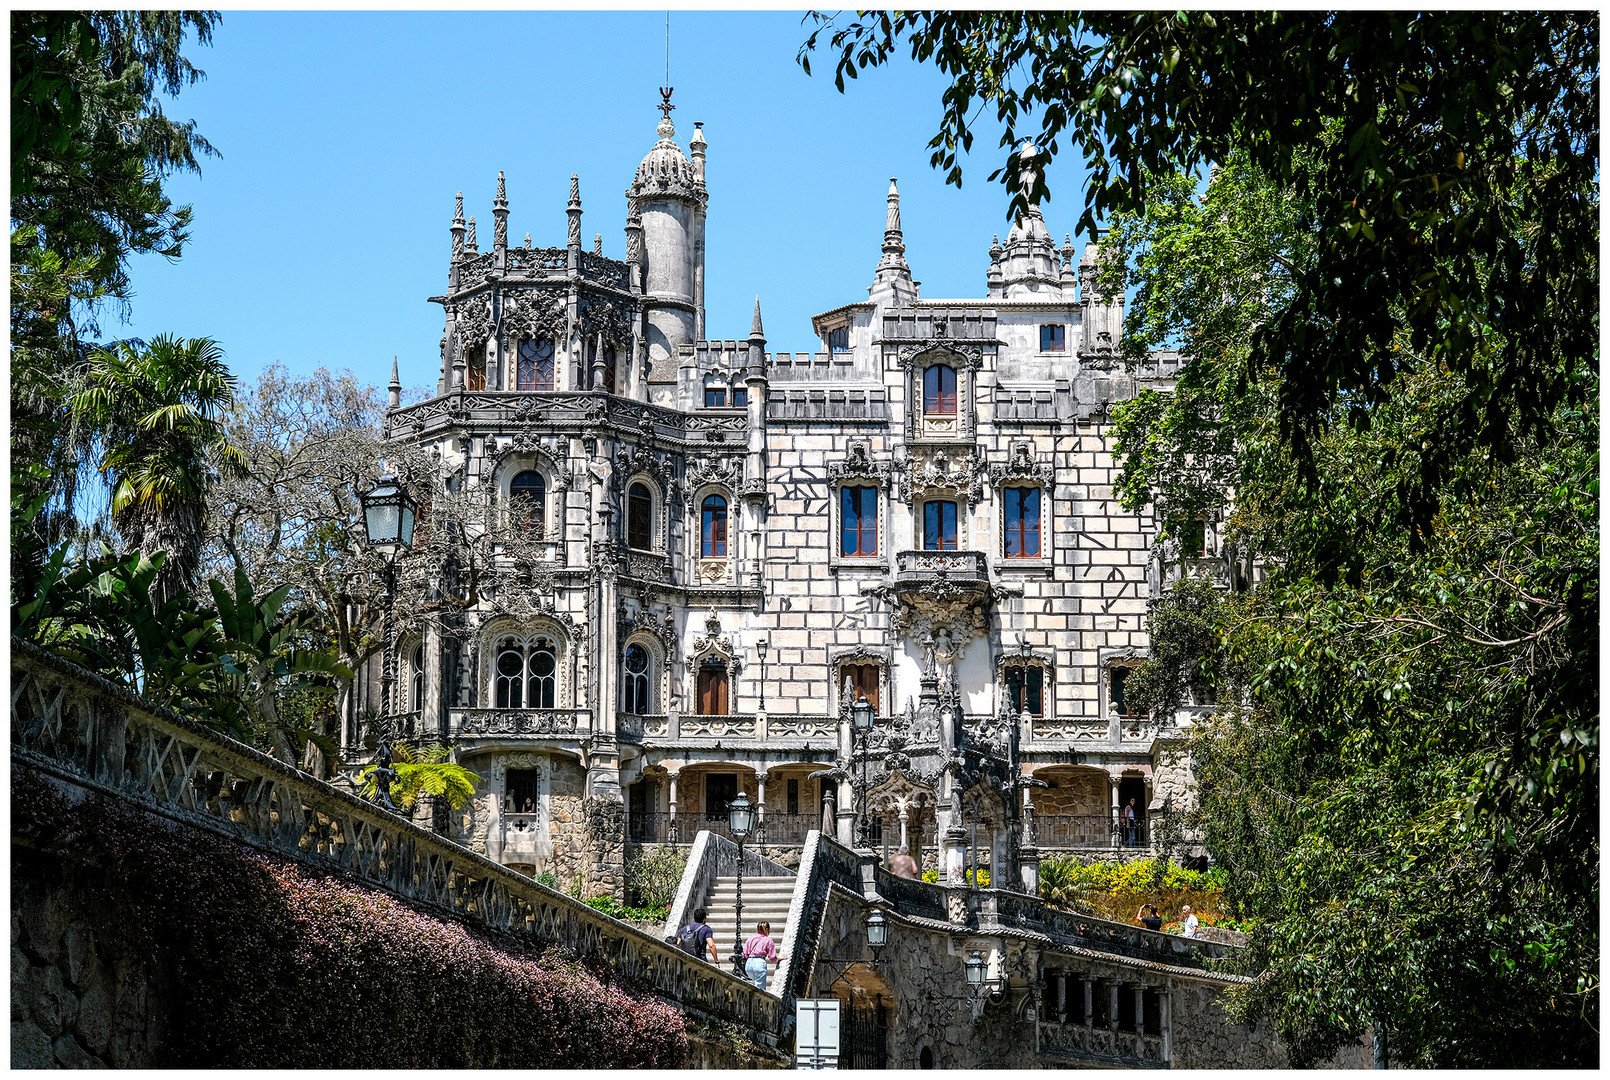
xmin=352 ymin=99 xmax=1234 ymax=896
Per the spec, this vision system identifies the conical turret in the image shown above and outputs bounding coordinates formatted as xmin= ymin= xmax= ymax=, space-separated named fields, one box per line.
xmin=869 ymin=178 xmax=918 ymax=308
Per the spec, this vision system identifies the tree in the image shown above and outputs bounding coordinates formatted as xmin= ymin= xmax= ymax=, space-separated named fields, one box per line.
xmin=11 ymin=10 xmax=219 ymax=544
xmin=70 ymin=334 xmax=246 ymax=605
xmin=801 ymin=12 xmax=1597 ymax=538
xmin=1100 ymin=152 xmax=1596 ymax=1066
xmin=358 ymin=742 xmax=481 ymax=830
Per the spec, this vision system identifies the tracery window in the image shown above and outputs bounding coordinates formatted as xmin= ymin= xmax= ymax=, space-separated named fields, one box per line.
xmin=623 ymin=643 xmax=652 ymax=714
xmin=923 ymin=364 xmax=958 ymax=415
xmin=923 ymin=500 xmax=959 ymax=551
xmin=841 ymin=487 xmax=878 ymax=556
xmin=828 ymin=326 xmax=850 ymax=353
xmin=1003 ymin=487 xmax=1042 ymax=557
xmin=467 ymin=347 xmax=487 ymax=391
xmin=627 ymin=483 xmax=654 ymax=550
xmin=411 ymin=644 xmax=425 ymax=710
xmin=509 ymin=471 xmax=545 ymax=537
xmin=517 ymin=338 xmax=555 ymax=391
xmin=701 ymin=495 xmax=728 ymax=557
xmin=495 ymin=637 xmax=558 ymax=709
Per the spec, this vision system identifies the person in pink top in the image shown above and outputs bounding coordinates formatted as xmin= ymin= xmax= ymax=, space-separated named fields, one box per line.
xmin=742 ymin=921 xmax=784 ymax=992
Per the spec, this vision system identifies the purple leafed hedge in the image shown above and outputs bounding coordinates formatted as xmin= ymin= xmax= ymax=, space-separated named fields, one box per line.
xmin=13 ymin=770 xmax=688 ymax=1068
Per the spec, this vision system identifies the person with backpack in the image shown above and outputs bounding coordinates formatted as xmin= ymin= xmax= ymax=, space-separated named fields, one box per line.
xmin=676 ymin=907 xmax=718 ymax=964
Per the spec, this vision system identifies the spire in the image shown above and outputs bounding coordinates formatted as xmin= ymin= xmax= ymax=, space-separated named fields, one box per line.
xmin=449 ymin=191 xmax=466 ymax=288
xmin=690 ymin=121 xmax=706 ymax=184
xmin=869 ymin=177 xmax=917 ymax=307
xmin=465 ymin=215 xmax=478 ymax=253
xmin=746 ymin=297 xmax=767 ymax=384
xmin=387 ymin=356 xmax=401 ymax=409
xmin=594 ymin=233 xmax=602 ymax=255
xmin=750 ymin=297 xmax=765 ymax=340
xmin=567 ymin=174 xmax=582 ymax=250
xmin=492 ymin=170 xmax=508 ymax=252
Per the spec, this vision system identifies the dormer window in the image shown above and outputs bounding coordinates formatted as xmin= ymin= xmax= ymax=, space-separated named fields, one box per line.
xmin=1040 ymin=324 xmax=1066 ymax=352
xmin=828 ymin=326 xmax=850 ymax=353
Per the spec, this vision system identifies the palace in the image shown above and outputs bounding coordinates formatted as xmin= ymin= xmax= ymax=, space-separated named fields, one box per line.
xmin=351 ymin=102 xmax=1233 ymax=897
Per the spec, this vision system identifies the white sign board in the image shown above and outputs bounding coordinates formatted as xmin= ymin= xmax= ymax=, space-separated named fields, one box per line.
xmin=795 ymin=998 xmax=841 ymax=1069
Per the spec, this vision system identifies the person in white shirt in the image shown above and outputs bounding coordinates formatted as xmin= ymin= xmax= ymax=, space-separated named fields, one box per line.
xmin=1180 ymin=905 xmax=1199 ymax=938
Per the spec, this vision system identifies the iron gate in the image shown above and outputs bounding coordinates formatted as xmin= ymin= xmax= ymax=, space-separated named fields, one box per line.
xmin=841 ymin=998 xmax=889 ymax=1069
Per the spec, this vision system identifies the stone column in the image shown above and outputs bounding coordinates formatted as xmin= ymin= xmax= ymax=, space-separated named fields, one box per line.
xmin=1135 ymin=986 xmax=1146 ymax=1034
xmin=756 ymin=769 xmax=769 ymax=843
xmin=1109 ymin=774 xmax=1121 ymax=847
xmin=667 ymin=770 xmax=681 ymax=844
xmin=1056 ymin=968 xmax=1068 ymax=1024
xmin=1159 ymin=989 xmax=1172 ymax=1063
xmin=899 ymin=804 xmax=911 ymax=849
xmin=1084 ymin=979 xmax=1094 ymax=1026
xmin=1108 ymin=982 xmax=1120 ymax=1032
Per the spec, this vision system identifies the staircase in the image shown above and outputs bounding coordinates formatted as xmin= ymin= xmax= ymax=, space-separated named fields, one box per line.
xmin=702 ymin=874 xmax=797 ymax=985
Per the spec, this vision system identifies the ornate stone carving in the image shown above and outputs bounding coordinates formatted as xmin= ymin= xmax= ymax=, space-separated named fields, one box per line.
xmin=685 ymin=607 xmax=741 ymax=678
xmin=826 ymin=440 xmax=895 ymax=489
xmin=894 ymin=342 xmax=984 ymax=370
xmin=989 ymin=441 xmax=1053 ymax=488
xmin=502 ymin=289 xmax=569 ymax=342
xmin=456 ymin=296 xmax=492 ymax=352
xmin=904 ymin=446 xmax=985 ymax=506
xmin=578 ymin=292 xmax=632 ymax=341
xmin=685 ymin=454 xmax=741 ymax=491
xmin=457 ymin=708 xmax=578 ymax=737
xmin=614 ymin=443 xmax=673 ymax=491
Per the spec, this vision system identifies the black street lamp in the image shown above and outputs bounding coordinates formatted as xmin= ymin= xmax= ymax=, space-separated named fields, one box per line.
xmin=965 ymin=949 xmax=987 ymax=988
xmin=359 ymin=470 xmax=417 ymax=750
xmin=727 ymin=789 xmax=756 ymax=977
xmin=851 ymin=695 xmax=875 ymax=848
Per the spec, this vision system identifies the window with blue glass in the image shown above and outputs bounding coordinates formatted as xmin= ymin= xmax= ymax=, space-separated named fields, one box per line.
xmin=704 ymin=385 xmax=727 ymax=407
xmin=701 ymin=494 xmax=728 ymax=557
xmin=922 ymin=365 xmax=958 ymax=414
xmin=841 ymin=487 xmax=878 ymax=556
xmin=732 ymin=386 xmax=748 ymax=407
xmin=1039 ymin=324 xmax=1066 ymax=352
xmin=1003 ymin=487 xmax=1041 ymax=557
xmin=923 ymin=500 xmax=959 ymax=551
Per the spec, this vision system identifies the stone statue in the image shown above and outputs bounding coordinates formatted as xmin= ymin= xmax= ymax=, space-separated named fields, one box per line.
xmin=369 ymin=742 xmax=400 ymax=812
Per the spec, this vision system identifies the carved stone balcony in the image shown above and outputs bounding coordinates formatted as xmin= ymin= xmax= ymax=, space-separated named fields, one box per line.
xmin=450 ymin=708 xmax=589 ymax=738
xmin=891 ymin=550 xmax=990 ymax=596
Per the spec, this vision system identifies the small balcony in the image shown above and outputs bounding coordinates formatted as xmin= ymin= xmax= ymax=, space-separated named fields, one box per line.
xmin=450 ymin=708 xmax=588 ymax=738
xmin=890 ymin=550 xmax=991 ymax=600
xmin=1032 ymin=814 xmax=1151 ymax=850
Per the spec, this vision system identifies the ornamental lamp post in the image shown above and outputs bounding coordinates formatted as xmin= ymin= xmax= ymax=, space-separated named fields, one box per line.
xmin=359 ymin=470 xmax=417 ymax=750
xmin=755 ymin=637 xmax=769 ymax=713
xmin=965 ymin=949 xmax=986 ymax=987
xmin=865 ymin=907 xmax=888 ymax=963
xmin=727 ymin=789 xmax=756 ymax=977
xmin=851 ymin=695 xmax=875 ymax=847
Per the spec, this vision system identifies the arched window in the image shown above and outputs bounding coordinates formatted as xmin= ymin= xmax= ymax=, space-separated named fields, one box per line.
xmin=495 ymin=637 xmax=558 ymax=708
xmin=411 ymin=644 xmax=425 ymax=710
xmin=841 ymin=662 xmax=880 ymax=712
xmin=527 ymin=640 xmax=557 ymax=708
xmin=467 ymin=346 xmax=487 ymax=391
xmin=697 ymin=658 xmax=729 ymax=716
xmin=841 ymin=487 xmax=878 ymax=556
xmin=517 ymin=338 xmax=555 ymax=391
xmin=602 ymin=343 xmax=617 ymax=394
xmin=1003 ymin=487 xmax=1041 ymax=557
xmin=510 ymin=471 xmax=545 ymax=537
xmin=923 ymin=365 xmax=957 ymax=414
xmin=627 ymin=483 xmax=654 ymax=549
xmin=924 ymin=500 xmax=959 ymax=551
xmin=623 ymin=643 xmax=651 ymax=714
xmin=701 ymin=495 xmax=728 ymax=557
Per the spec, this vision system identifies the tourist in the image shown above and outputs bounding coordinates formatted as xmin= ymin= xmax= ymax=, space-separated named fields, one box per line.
xmin=677 ymin=906 xmax=718 ymax=964
xmin=1181 ymin=905 xmax=1199 ymax=938
xmin=1122 ymin=797 xmax=1139 ymax=846
xmin=522 ymin=796 xmax=535 ymax=814
xmin=890 ymin=844 xmax=919 ymax=879
xmin=1137 ymin=904 xmax=1163 ymax=932
xmin=742 ymin=921 xmax=784 ymax=992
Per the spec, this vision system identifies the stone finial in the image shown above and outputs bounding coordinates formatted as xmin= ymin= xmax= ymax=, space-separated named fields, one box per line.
xmin=388 ymin=356 xmax=401 ymax=409
xmin=492 ymin=171 xmax=509 ymax=250
xmin=750 ymin=297 xmax=765 ymax=340
xmin=567 ymin=174 xmax=583 ymax=249
xmin=450 ymin=191 xmax=466 ymax=262
xmin=690 ymin=121 xmax=706 ymax=182
xmin=594 ymin=233 xmax=602 ymax=255
xmin=990 ymin=234 xmax=1004 ymax=261
xmin=524 ymin=232 xmax=532 ymax=248
xmin=465 ymin=216 xmax=478 ymax=253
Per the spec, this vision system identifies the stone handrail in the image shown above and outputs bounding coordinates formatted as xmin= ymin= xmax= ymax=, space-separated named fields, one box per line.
xmin=664 ymin=829 xmax=796 ymax=948
xmin=9 ymin=640 xmax=782 ymax=1042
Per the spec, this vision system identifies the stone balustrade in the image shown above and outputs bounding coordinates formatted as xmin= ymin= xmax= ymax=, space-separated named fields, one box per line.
xmin=450 ymin=707 xmax=587 ymax=737
xmin=10 ymin=640 xmax=783 ymax=1043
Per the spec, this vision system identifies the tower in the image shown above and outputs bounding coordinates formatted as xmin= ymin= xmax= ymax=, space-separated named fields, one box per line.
xmin=628 ymin=96 xmax=707 ymax=408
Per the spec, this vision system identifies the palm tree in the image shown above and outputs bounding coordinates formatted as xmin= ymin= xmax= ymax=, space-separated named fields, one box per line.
xmin=70 ymin=334 xmax=245 ymax=605
xmin=360 ymin=742 xmax=481 ymax=830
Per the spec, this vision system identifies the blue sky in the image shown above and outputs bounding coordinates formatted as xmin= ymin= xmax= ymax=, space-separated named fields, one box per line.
xmin=118 ymin=11 xmax=1094 ymax=394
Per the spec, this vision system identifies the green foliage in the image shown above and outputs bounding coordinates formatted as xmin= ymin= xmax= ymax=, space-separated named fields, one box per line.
xmin=582 ymin=896 xmax=673 ymax=924
xmin=625 ymin=847 xmax=688 ymax=910
xmin=1123 ymin=578 xmax=1233 ymax=720
xmin=802 ymin=12 xmax=1597 ymax=540
xmin=359 ymin=743 xmax=481 ymax=813
xmin=1100 ymin=147 xmax=1597 ymax=1066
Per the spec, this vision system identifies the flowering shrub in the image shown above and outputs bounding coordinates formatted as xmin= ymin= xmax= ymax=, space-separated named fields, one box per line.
xmin=13 ymin=769 xmax=688 ymax=1068
xmin=1164 ymin=911 xmax=1256 ymax=935
xmin=1035 ymin=855 xmax=1244 ymax=928
xmin=921 ymin=867 xmax=991 ymax=888
xmin=584 ymin=895 xmax=672 ymax=923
